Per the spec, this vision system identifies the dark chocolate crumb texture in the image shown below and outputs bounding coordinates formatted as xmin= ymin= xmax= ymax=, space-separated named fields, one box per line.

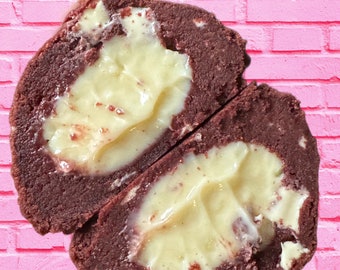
xmin=70 ymin=83 xmax=319 ymax=270
xmin=9 ymin=0 xmax=319 ymax=269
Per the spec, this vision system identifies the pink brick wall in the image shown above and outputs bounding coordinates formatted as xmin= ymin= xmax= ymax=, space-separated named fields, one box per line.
xmin=0 ymin=0 xmax=339 ymax=269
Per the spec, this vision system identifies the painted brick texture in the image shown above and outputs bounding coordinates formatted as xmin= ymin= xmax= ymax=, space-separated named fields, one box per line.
xmin=272 ymin=27 xmax=323 ymax=52
xmin=0 ymin=57 xmax=17 ymax=83
xmin=21 ymin=1 xmax=73 ymax=23
xmin=0 ymin=2 xmax=17 ymax=24
xmin=330 ymin=27 xmax=340 ymax=51
xmin=0 ymin=0 xmax=339 ymax=269
xmin=0 ymin=27 xmax=57 ymax=52
xmin=247 ymin=0 xmax=340 ymax=22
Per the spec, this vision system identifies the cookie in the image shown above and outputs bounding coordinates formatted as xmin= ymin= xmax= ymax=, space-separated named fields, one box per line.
xmin=70 ymin=83 xmax=319 ymax=270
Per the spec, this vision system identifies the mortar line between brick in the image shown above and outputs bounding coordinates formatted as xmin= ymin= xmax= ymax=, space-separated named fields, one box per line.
xmin=0 ymin=191 xmax=15 ymax=196
xmin=321 ymin=192 xmax=340 ymax=196
xmin=11 ymin=1 xmax=23 ymax=24
xmin=246 ymin=78 xmax=340 ymax=83
xmin=15 ymin=247 xmax=68 ymax=253
xmin=0 ymin=51 xmax=40 ymax=55
xmin=21 ymin=22 xmax=63 ymax=27
xmin=243 ymin=21 xmax=340 ymax=26
xmin=0 ymin=165 xmax=12 ymax=170
xmin=320 ymin=217 xmax=340 ymax=222
xmin=315 ymin=136 xmax=340 ymax=141
xmin=250 ymin=51 xmax=340 ymax=56
xmin=306 ymin=108 xmax=340 ymax=113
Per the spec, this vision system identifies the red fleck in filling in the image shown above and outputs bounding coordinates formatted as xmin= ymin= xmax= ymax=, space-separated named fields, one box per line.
xmin=108 ymin=105 xmax=116 ymax=111
xmin=69 ymin=124 xmax=88 ymax=141
xmin=70 ymin=133 xmax=78 ymax=141
xmin=189 ymin=262 xmax=201 ymax=270
xmin=120 ymin=7 xmax=132 ymax=18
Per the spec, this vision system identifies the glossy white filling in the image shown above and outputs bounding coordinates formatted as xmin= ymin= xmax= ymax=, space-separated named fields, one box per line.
xmin=131 ymin=142 xmax=309 ymax=270
xmin=43 ymin=4 xmax=192 ymax=174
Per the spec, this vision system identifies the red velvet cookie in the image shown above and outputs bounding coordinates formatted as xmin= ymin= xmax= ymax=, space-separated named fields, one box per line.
xmin=71 ymin=83 xmax=319 ymax=270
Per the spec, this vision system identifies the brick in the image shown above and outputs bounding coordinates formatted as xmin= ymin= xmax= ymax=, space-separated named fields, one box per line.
xmin=315 ymin=251 xmax=340 ymax=270
xmin=0 ymin=57 xmax=15 ymax=83
xmin=0 ymin=255 xmax=18 ymax=269
xmin=303 ymin=254 xmax=317 ymax=270
xmin=17 ymin=227 xmax=65 ymax=250
xmin=22 ymin=1 xmax=72 ymax=23
xmin=0 ymin=197 xmax=26 ymax=222
xmin=319 ymin=140 xmax=340 ymax=168
xmin=324 ymin=84 xmax=340 ymax=108
xmin=0 ymin=227 xmax=9 ymax=250
xmin=17 ymin=254 xmax=76 ymax=270
xmin=63 ymin=234 xmax=72 ymax=251
xmin=317 ymin=221 xmax=340 ymax=251
xmin=0 ymin=112 xmax=10 ymax=137
xmin=0 ymin=27 xmax=57 ymax=52
xmin=305 ymin=113 xmax=340 ymax=138
xmin=0 ymin=140 xmax=11 ymax=165
xmin=270 ymin=83 xmax=323 ymax=109
xmin=329 ymin=26 xmax=340 ymax=51
xmin=0 ymin=171 xmax=16 ymax=194
xmin=244 ymin=55 xmax=340 ymax=80
xmin=231 ymin=26 xmax=268 ymax=52
xmin=319 ymin=196 xmax=340 ymax=220
xmin=273 ymin=27 xmax=323 ymax=51
xmin=319 ymin=169 xmax=340 ymax=196
xmin=171 ymin=0 xmax=237 ymax=22
xmin=0 ymin=84 xmax=15 ymax=109
xmin=0 ymin=2 xmax=17 ymax=24
xmin=247 ymin=0 xmax=340 ymax=22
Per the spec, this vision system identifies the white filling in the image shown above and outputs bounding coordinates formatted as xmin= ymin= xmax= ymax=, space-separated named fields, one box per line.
xmin=77 ymin=0 xmax=111 ymax=32
xmin=193 ymin=18 xmax=207 ymax=28
xmin=299 ymin=136 xmax=307 ymax=149
xmin=280 ymin=241 xmax=310 ymax=270
xmin=131 ymin=142 xmax=309 ymax=270
xmin=43 ymin=4 xmax=192 ymax=174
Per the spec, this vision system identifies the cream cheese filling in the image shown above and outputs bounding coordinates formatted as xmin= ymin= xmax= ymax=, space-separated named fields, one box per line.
xmin=43 ymin=4 xmax=192 ymax=174
xmin=131 ymin=141 xmax=309 ymax=270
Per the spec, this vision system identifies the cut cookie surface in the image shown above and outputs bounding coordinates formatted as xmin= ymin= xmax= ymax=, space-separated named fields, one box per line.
xmin=70 ymin=83 xmax=319 ymax=270
xmin=43 ymin=6 xmax=192 ymax=174
xmin=10 ymin=0 xmax=248 ymax=234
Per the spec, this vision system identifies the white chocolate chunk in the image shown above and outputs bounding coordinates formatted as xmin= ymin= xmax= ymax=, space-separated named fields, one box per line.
xmin=266 ymin=186 xmax=309 ymax=232
xmin=193 ymin=18 xmax=207 ymax=28
xmin=122 ymin=184 xmax=141 ymax=205
xmin=77 ymin=0 xmax=111 ymax=32
xmin=131 ymin=142 xmax=309 ymax=270
xmin=299 ymin=136 xmax=307 ymax=149
xmin=280 ymin=241 xmax=310 ymax=270
xmin=43 ymin=6 xmax=192 ymax=174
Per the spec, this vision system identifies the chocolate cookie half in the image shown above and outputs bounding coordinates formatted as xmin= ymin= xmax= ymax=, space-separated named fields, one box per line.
xmin=70 ymin=83 xmax=319 ymax=270
xmin=9 ymin=0 xmax=249 ymax=234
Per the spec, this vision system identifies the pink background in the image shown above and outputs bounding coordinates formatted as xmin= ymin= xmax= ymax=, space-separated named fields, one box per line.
xmin=0 ymin=0 xmax=339 ymax=269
